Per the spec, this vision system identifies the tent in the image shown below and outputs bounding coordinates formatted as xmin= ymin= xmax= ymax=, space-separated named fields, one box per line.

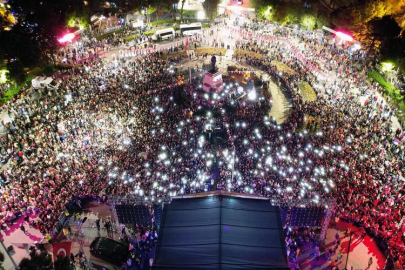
xmin=154 ymin=195 xmax=289 ymax=269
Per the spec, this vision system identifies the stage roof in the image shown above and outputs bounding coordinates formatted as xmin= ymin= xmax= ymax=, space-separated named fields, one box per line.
xmin=154 ymin=194 xmax=289 ymax=269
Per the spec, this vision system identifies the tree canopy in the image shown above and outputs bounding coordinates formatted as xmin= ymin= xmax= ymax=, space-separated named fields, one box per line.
xmin=203 ymin=0 xmax=221 ymax=22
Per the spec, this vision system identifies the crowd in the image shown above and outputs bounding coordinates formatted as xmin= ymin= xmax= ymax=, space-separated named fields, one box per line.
xmin=227 ymin=20 xmax=405 ymax=267
xmin=0 ymin=13 xmax=403 ymax=269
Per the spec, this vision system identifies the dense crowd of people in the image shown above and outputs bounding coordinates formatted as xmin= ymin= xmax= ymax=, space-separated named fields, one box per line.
xmin=0 ymin=13 xmax=403 ymax=269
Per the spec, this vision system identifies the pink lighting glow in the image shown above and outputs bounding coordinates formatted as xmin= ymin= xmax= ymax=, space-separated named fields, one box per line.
xmin=336 ymin=31 xmax=353 ymax=42
xmin=58 ymin=33 xmax=75 ymax=43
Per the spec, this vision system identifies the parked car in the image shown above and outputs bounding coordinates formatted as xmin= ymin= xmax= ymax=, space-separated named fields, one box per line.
xmin=89 ymin=237 xmax=129 ymax=266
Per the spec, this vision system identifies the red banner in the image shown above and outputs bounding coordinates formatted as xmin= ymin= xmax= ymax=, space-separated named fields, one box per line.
xmin=52 ymin=241 xmax=72 ymax=261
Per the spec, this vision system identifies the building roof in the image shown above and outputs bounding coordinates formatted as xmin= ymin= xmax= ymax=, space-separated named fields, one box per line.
xmin=154 ymin=194 xmax=289 ymax=269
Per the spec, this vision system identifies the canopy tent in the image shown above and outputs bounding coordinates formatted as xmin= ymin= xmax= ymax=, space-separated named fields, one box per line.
xmin=154 ymin=195 xmax=289 ymax=269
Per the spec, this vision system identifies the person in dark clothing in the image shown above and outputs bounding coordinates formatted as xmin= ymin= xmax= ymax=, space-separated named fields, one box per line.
xmin=95 ymin=219 xmax=100 ymax=231
xmin=20 ymin=223 xmax=28 ymax=234
xmin=70 ymin=253 xmax=75 ymax=265
xmin=105 ymin=221 xmax=111 ymax=234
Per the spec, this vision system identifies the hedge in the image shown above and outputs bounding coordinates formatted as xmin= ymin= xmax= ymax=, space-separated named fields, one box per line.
xmin=298 ymin=82 xmax=317 ymax=102
xmin=96 ymin=29 xmax=124 ymax=41
xmin=159 ymin=51 xmax=188 ymax=60
xmin=233 ymin=49 xmax=263 ymax=60
xmin=194 ymin=48 xmax=226 ymax=56
xmin=123 ymin=30 xmax=156 ymax=42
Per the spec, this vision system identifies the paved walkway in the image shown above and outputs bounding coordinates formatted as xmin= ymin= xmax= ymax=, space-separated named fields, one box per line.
xmin=268 ymin=80 xmax=291 ymax=124
xmin=293 ymin=220 xmax=386 ymax=270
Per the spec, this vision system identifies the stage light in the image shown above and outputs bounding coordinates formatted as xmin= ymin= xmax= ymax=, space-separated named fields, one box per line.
xmin=58 ymin=33 xmax=75 ymax=43
xmin=336 ymin=31 xmax=353 ymax=42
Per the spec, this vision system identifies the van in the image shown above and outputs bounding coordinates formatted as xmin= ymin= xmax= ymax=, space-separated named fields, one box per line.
xmin=90 ymin=237 xmax=129 ymax=266
xmin=152 ymin=28 xmax=175 ymax=41
xmin=31 ymin=76 xmax=59 ymax=90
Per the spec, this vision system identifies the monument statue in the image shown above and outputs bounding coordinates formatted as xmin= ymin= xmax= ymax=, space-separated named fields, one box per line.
xmin=202 ymin=55 xmax=224 ymax=93
xmin=210 ymin=55 xmax=217 ymax=72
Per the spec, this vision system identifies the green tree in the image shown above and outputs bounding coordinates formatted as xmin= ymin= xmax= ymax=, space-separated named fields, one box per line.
xmin=301 ymin=14 xmax=316 ymax=30
xmin=252 ymin=0 xmax=278 ymax=20
xmin=18 ymin=252 xmax=53 ymax=270
xmin=283 ymin=4 xmax=302 ymax=25
xmin=6 ymin=60 xmax=26 ymax=85
xmin=315 ymin=14 xmax=330 ymax=29
xmin=202 ymin=0 xmax=221 ymax=22
xmin=180 ymin=0 xmax=187 ymax=20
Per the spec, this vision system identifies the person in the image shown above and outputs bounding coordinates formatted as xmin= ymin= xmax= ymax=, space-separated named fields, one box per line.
xmin=70 ymin=253 xmax=75 ymax=265
xmin=20 ymin=223 xmax=27 ymax=235
xmin=95 ymin=218 xmax=100 ymax=231
xmin=325 ymin=249 xmax=330 ymax=261
xmin=336 ymin=251 xmax=342 ymax=262
xmin=45 ymin=233 xmax=52 ymax=243
xmin=333 ymin=232 xmax=340 ymax=244
xmin=75 ymin=213 xmax=81 ymax=227
xmin=105 ymin=220 xmax=111 ymax=234
xmin=368 ymin=257 xmax=373 ymax=267
xmin=314 ymin=245 xmax=320 ymax=261
xmin=63 ymin=227 xmax=70 ymax=240
xmin=344 ymin=227 xmax=351 ymax=238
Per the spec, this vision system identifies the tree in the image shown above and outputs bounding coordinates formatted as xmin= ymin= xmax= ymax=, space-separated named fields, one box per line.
xmin=18 ymin=252 xmax=53 ymax=270
xmin=0 ymin=5 xmax=15 ymax=29
xmin=54 ymin=255 xmax=74 ymax=270
xmin=6 ymin=60 xmax=26 ymax=85
xmin=252 ymin=0 xmax=278 ymax=20
xmin=364 ymin=16 xmax=402 ymax=54
xmin=202 ymin=0 xmax=221 ymax=22
xmin=301 ymin=14 xmax=316 ymax=30
xmin=0 ymin=26 xmax=43 ymax=67
xmin=180 ymin=0 xmax=186 ymax=20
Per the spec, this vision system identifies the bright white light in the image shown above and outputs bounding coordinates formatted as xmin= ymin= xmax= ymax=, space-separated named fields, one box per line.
xmin=248 ymin=90 xmax=257 ymax=100
xmin=197 ymin=10 xmax=206 ymax=20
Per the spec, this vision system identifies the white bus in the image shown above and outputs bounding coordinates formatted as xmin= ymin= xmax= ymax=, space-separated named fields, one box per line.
xmin=152 ymin=28 xmax=175 ymax=41
xmin=180 ymin=23 xmax=202 ymax=36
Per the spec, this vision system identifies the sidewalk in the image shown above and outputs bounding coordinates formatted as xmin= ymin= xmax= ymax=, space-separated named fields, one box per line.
xmin=292 ymin=220 xmax=386 ymax=270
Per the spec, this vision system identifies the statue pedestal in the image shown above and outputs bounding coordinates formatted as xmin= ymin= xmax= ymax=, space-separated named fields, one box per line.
xmin=202 ymin=71 xmax=224 ymax=93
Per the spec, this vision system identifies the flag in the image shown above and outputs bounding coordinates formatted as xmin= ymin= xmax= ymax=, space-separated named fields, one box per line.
xmin=185 ymin=37 xmax=189 ymax=54
xmin=52 ymin=241 xmax=72 ymax=262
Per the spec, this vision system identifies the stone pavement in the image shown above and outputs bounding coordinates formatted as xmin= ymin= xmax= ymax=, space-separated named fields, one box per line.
xmin=268 ymin=79 xmax=291 ymax=124
xmin=293 ymin=220 xmax=386 ymax=270
xmin=0 ymin=201 xmax=121 ymax=270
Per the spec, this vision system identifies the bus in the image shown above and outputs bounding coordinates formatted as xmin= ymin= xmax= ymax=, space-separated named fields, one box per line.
xmin=152 ymin=28 xmax=175 ymax=41
xmin=180 ymin=23 xmax=202 ymax=36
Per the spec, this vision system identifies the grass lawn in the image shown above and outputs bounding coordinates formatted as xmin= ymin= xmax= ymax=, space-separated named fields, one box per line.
xmin=271 ymin=61 xmax=295 ymax=74
xmin=298 ymin=82 xmax=317 ymax=102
